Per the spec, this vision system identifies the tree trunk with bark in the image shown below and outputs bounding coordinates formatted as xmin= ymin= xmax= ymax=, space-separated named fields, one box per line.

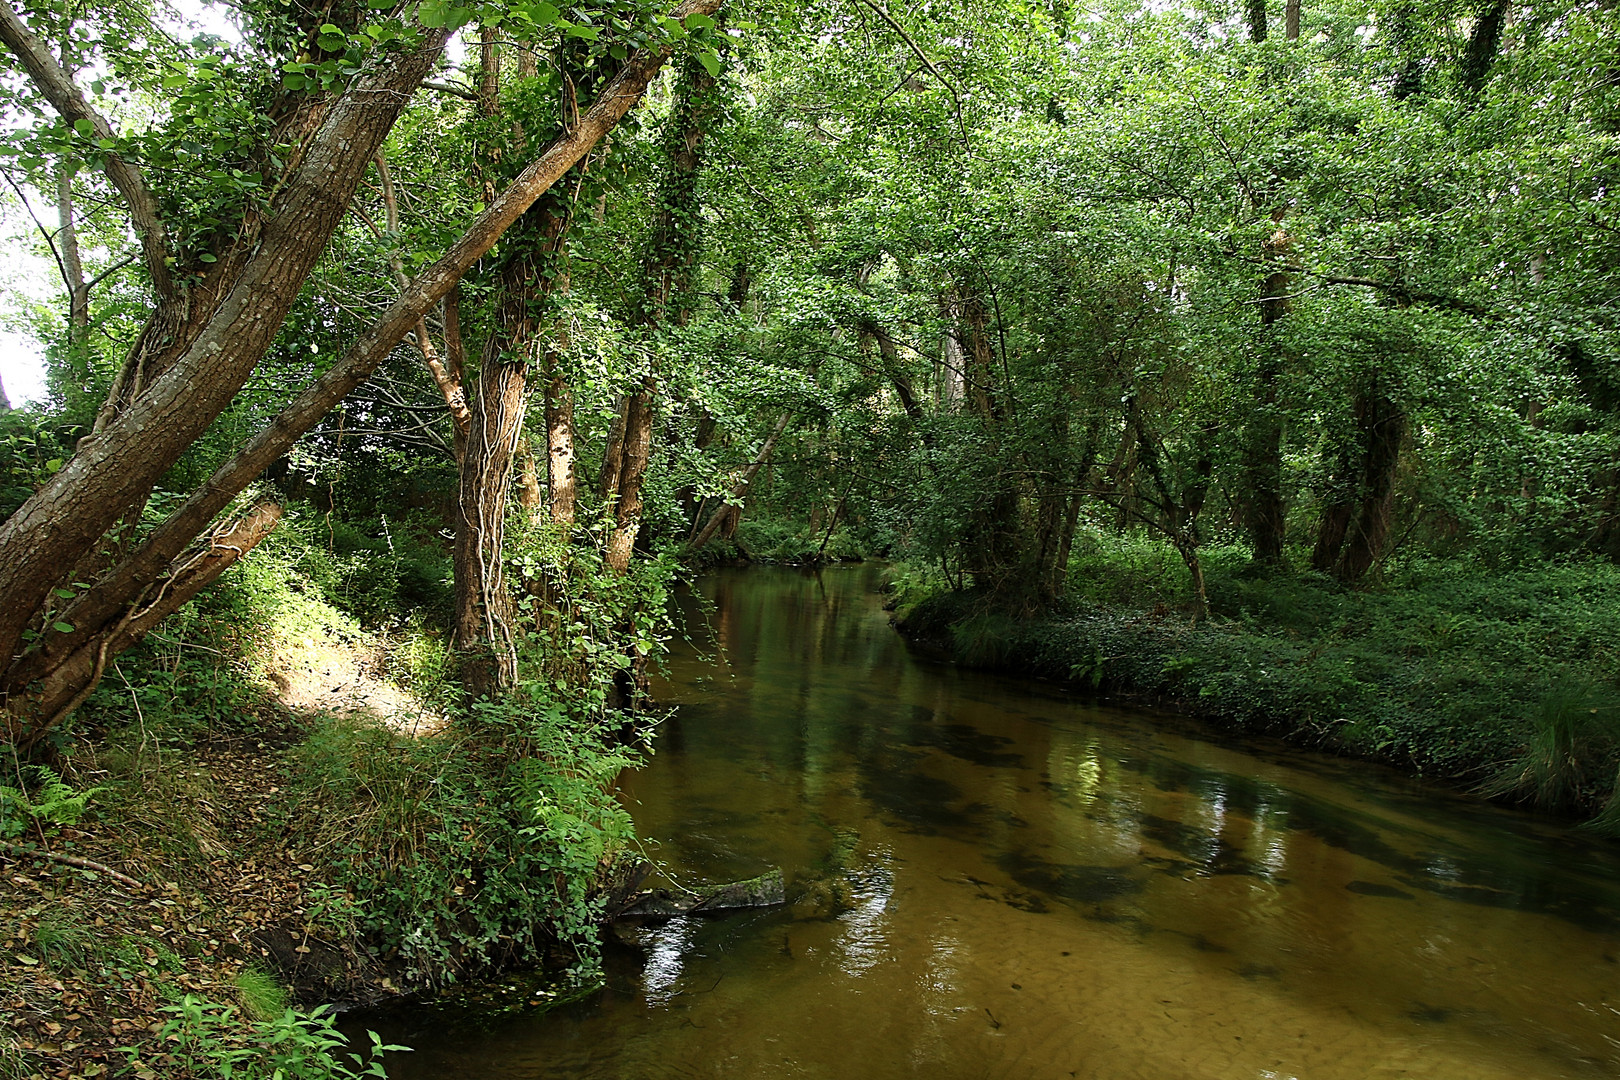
xmin=690 ymin=413 xmax=793 ymax=550
xmin=1309 ymin=381 xmax=1407 ymax=582
xmin=1242 ymin=209 xmax=1294 ymax=566
xmin=602 ymin=56 xmax=720 ymax=573
xmin=0 ymin=0 xmax=724 ymax=748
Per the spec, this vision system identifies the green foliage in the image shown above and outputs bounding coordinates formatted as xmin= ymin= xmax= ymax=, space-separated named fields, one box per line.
xmin=728 ymin=516 xmax=868 ymax=564
xmin=0 ymin=766 xmax=102 ymax=839
xmin=0 ymin=409 xmax=80 ymax=520
xmin=287 ymin=685 xmax=641 ymax=985
xmin=124 ymin=994 xmax=403 ymax=1080
xmin=233 ymin=967 xmax=289 ymax=1024
xmin=897 ymin=543 xmax=1620 ymax=821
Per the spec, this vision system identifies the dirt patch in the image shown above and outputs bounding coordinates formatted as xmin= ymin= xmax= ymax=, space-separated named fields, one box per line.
xmin=0 ymin=728 xmax=414 ymax=1079
xmin=266 ymin=637 xmax=446 ymax=737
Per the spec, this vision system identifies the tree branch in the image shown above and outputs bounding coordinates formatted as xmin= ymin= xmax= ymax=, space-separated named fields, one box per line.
xmin=0 ymin=0 xmax=175 ymax=299
xmin=855 ymin=0 xmax=968 ymax=142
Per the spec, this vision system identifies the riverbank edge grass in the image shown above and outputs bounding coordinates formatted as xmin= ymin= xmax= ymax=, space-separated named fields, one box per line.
xmin=891 ymin=555 xmax=1620 ymax=829
xmin=1 ymin=517 xmax=645 ymax=1078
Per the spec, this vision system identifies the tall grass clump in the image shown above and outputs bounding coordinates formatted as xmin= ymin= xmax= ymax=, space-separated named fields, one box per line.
xmin=1482 ymin=679 xmax=1617 ymax=812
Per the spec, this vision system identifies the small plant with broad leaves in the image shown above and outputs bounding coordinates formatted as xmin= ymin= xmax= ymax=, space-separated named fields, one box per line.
xmin=122 ymin=994 xmax=406 ymax=1079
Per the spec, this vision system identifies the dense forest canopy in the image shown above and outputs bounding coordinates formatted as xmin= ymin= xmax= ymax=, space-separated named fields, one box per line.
xmin=5 ymin=0 xmax=1620 ymax=1069
xmin=0 ymin=0 xmax=1617 ymax=767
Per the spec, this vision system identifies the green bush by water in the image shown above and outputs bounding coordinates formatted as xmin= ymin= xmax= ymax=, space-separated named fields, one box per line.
xmin=897 ymin=533 xmax=1620 ymax=826
xmin=123 ymin=994 xmax=402 ymax=1080
xmin=286 ymin=684 xmax=643 ymax=987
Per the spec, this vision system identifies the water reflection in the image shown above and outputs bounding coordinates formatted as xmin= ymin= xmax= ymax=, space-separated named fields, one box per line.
xmin=366 ymin=565 xmax=1620 ymax=1080
xmin=640 ymin=917 xmax=698 ymax=1006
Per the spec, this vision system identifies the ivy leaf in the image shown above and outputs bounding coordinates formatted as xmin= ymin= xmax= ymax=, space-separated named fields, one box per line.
xmin=697 ymin=48 xmax=720 ymax=78
xmin=52 ymin=622 xmax=74 ymax=634
xmin=418 ymin=0 xmax=452 ymax=28
xmin=72 ymin=118 xmax=94 ymax=136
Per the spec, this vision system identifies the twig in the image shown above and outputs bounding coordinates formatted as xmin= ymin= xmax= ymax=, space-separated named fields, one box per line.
xmin=0 ymin=839 xmax=148 ymax=891
xmin=854 ymin=0 xmax=969 ymax=143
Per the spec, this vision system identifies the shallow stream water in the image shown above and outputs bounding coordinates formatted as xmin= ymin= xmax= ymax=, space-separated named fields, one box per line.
xmin=370 ymin=565 xmax=1620 ymax=1079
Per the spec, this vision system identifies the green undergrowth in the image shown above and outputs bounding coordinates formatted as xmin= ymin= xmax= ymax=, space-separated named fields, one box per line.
xmin=894 ymin=533 xmax=1620 ymax=830
xmin=705 ymin=516 xmax=869 ymax=564
xmin=123 ymin=995 xmax=402 ymax=1080
xmin=283 ymin=693 xmax=642 ymax=988
xmin=14 ymin=500 xmax=659 ymax=1074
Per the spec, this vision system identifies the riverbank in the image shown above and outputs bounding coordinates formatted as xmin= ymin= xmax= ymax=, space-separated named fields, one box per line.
xmin=1 ymin=670 xmax=632 ymax=1080
xmin=889 ymin=547 xmax=1620 ymax=831
xmin=1 ymin=717 xmax=405 ymax=1079
xmin=0 ymin=519 xmax=642 ymax=1080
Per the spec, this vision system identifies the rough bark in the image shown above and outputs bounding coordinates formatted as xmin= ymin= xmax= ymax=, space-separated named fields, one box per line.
xmin=1335 ymin=391 xmax=1407 ymax=583
xmin=1 ymin=0 xmax=722 ymax=742
xmin=543 ymin=341 xmax=578 ymax=524
xmin=454 ymin=355 xmax=529 ymax=701
xmin=0 ymin=27 xmax=453 ymax=680
xmin=1460 ymin=0 xmax=1510 ymax=98
xmin=56 ymin=170 xmax=87 ymax=336
xmin=604 ymin=382 xmax=658 ymax=574
xmin=957 ymin=288 xmax=1001 ymax=422
xmin=1248 ymin=0 xmax=1268 ymax=42
xmin=5 ymin=502 xmax=282 ymax=750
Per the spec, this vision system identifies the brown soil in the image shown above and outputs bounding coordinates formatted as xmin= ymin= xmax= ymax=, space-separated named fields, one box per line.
xmin=1 ymin=630 xmax=437 ymax=1079
xmin=0 ymin=721 xmax=414 ymax=1079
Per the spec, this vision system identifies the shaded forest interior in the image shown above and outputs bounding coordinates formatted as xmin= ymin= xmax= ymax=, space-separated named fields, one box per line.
xmin=2 ymin=0 xmax=1620 ymax=1072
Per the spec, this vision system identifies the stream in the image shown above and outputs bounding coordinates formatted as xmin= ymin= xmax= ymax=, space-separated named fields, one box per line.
xmin=367 ymin=564 xmax=1620 ymax=1079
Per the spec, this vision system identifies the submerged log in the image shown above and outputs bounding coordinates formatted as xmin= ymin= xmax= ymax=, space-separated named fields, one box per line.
xmin=613 ymin=867 xmax=785 ymax=920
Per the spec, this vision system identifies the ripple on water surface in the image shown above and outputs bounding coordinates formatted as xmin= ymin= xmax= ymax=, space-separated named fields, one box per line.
xmin=361 ymin=566 xmax=1620 ymax=1080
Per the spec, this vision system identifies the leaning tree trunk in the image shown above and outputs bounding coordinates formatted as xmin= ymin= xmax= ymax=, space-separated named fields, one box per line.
xmin=0 ymin=0 xmax=724 ymax=749
xmin=690 ymin=412 xmax=793 ymax=550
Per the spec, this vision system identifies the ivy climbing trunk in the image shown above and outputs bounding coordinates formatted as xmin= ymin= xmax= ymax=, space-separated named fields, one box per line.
xmin=602 ymin=55 xmax=720 ymax=574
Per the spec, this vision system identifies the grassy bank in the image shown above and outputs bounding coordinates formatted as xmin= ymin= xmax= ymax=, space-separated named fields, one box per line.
xmin=891 ymin=532 xmax=1620 ymax=831
xmin=1 ymin=508 xmax=647 ymax=1080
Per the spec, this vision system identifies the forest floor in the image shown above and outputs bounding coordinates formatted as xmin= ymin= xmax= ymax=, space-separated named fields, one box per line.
xmin=0 ymin=644 xmax=422 ymax=1079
